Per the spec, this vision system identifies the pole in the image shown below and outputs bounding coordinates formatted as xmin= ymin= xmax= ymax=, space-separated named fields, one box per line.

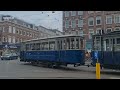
xmin=96 ymin=59 xmax=100 ymax=79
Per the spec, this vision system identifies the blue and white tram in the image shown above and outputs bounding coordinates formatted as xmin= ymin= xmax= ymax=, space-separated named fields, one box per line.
xmin=20 ymin=35 xmax=85 ymax=67
xmin=91 ymin=31 xmax=120 ymax=69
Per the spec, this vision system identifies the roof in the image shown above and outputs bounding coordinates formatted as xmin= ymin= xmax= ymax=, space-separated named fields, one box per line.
xmin=22 ymin=34 xmax=84 ymax=43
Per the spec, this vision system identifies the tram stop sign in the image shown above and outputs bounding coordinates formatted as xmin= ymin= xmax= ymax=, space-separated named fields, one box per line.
xmin=94 ymin=51 xmax=98 ymax=59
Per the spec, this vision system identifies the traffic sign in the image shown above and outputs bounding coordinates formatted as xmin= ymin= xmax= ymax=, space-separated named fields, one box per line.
xmin=94 ymin=51 xmax=98 ymax=59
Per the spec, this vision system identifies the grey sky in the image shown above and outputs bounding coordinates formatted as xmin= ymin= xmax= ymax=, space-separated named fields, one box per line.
xmin=0 ymin=11 xmax=63 ymax=31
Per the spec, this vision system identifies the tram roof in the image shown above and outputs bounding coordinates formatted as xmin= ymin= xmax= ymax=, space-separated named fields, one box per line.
xmin=93 ymin=31 xmax=120 ymax=37
xmin=22 ymin=34 xmax=84 ymax=43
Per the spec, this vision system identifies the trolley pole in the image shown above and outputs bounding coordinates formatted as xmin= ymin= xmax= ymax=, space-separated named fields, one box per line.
xmin=95 ymin=51 xmax=100 ymax=79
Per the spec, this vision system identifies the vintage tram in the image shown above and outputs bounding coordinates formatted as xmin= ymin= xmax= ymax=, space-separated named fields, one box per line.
xmin=20 ymin=35 xmax=85 ymax=68
xmin=91 ymin=31 xmax=120 ymax=69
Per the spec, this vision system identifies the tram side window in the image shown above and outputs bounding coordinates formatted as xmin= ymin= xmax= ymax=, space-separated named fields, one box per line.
xmin=63 ymin=40 xmax=66 ymax=50
xmin=80 ymin=39 xmax=83 ymax=49
xmin=115 ymin=38 xmax=120 ymax=51
xmin=44 ymin=42 xmax=49 ymax=50
xmin=26 ymin=44 xmax=29 ymax=51
xmin=66 ymin=38 xmax=70 ymax=50
xmin=71 ymin=38 xmax=75 ymax=49
xmin=76 ymin=38 xmax=79 ymax=49
xmin=49 ymin=42 xmax=55 ymax=50
xmin=106 ymin=39 xmax=110 ymax=51
xmin=36 ymin=43 xmax=40 ymax=50
xmin=31 ymin=43 xmax=35 ymax=50
xmin=117 ymin=38 xmax=120 ymax=44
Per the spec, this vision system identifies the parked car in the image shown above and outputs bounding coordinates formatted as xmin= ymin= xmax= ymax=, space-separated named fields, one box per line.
xmin=1 ymin=53 xmax=18 ymax=60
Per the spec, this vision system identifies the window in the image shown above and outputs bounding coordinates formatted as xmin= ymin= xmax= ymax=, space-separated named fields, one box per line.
xmin=117 ymin=38 xmax=120 ymax=44
xmin=89 ymin=29 xmax=94 ymax=39
xmin=23 ymin=31 xmax=26 ymax=36
xmin=65 ymin=11 xmax=69 ymax=17
xmin=19 ymin=30 xmax=22 ymax=35
xmin=19 ymin=38 xmax=22 ymax=42
xmin=13 ymin=27 xmax=16 ymax=34
xmin=12 ymin=36 xmax=15 ymax=43
xmin=49 ymin=42 xmax=55 ymax=50
xmin=16 ymin=29 xmax=19 ymax=34
xmin=3 ymin=27 xmax=5 ymax=32
xmin=71 ymin=38 xmax=75 ymax=49
xmin=65 ymin=20 xmax=69 ymax=28
xmin=96 ymin=28 xmax=102 ymax=34
xmin=96 ymin=16 xmax=101 ymax=25
xmin=88 ymin=11 xmax=94 ymax=14
xmin=114 ymin=15 xmax=120 ymax=23
xmin=26 ymin=32 xmax=29 ymax=36
xmin=76 ymin=38 xmax=79 ymax=49
xmin=15 ymin=38 xmax=19 ymax=43
xmin=106 ymin=16 xmax=112 ymax=24
xmin=78 ymin=11 xmax=83 ymax=15
xmin=115 ymin=27 xmax=120 ymax=31
xmin=88 ymin=17 xmax=94 ymax=26
xmin=71 ymin=11 xmax=76 ymax=16
xmin=71 ymin=20 xmax=76 ymax=28
xmin=29 ymin=33 xmax=32 ymax=37
xmin=106 ymin=28 xmax=112 ymax=33
xmin=80 ymin=31 xmax=83 ymax=36
xmin=8 ymin=36 xmax=12 ymax=43
xmin=9 ymin=26 xmax=12 ymax=33
xmin=78 ymin=19 xmax=83 ymax=27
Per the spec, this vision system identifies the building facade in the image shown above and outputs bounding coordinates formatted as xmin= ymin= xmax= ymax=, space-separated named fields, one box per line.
xmin=0 ymin=15 xmax=63 ymax=55
xmin=63 ymin=11 xmax=120 ymax=50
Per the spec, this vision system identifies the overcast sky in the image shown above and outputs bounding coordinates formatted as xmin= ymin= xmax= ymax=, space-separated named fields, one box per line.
xmin=0 ymin=11 xmax=63 ymax=31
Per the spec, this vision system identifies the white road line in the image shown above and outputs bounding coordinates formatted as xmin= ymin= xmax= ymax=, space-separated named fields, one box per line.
xmin=110 ymin=77 xmax=120 ymax=79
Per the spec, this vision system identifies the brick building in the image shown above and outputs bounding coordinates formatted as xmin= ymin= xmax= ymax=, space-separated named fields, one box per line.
xmin=63 ymin=11 xmax=120 ymax=50
xmin=0 ymin=15 xmax=63 ymax=55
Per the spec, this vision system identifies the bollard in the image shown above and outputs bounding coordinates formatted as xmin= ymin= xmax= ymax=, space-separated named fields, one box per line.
xmin=96 ymin=60 xmax=100 ymax=79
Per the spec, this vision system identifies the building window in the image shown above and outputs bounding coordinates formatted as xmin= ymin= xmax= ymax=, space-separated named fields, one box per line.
xmin=20 ymin=38 xmax=22 ymax=42
xmin=26 ymin=32 xmax=29 ymax=36
xmin=114 ymin=15 xmax=120 ymax=23
xmin=89 ymin=29 xmax=94 ymax=39
xmin=29 ymin=33 xmax=32 ymax=37
xmin=78 ymin=19 xmax=83 ymax=27
xmin=2 ymin=27 xmax=5 ymax=32
xmin=12 ymin=36 xmax=15 ymax=43
xmin=8 ymin=36 xmax=12 ymax=43
xmin=78 ymin=11 xmax=83 ymax=15
xmin=96 ymin=28 xmax=102 ymax=34
xmin=106 ymin=16 xmax=112 ymax=24
xmin=65 ymin=20 xmax=69 ymax=28
xmin=106 ymin=28 xmax=112 ymax=33
xmin=19 ymin=30 xmax=22 ymax=35
xmin=96 ymin=16 xmax=102 ymax=25
xmin=9 ymin=26 xmax=12 ymax=33
xmin=115 ymin=27 xmax=120 ymax=31
xmin=16 ymin=29 xmax=19 ymax=34
xmin=88 ymin=17 xmax=94 ymax=26
xmin=71 ymin=20 xmax=76 ymax=28
xmin=71 ymin=11 xmax=76 ymax=16
xmin=65 ymin=11 xmax=69 ymax=17
xmin=13 ymin=27 xmax=16 ymax=34
xmin=88 ymin=11 xmax=94 ymax=14
xmin=79 ymin=31 xmax=83 ymax=36
xmin=15 ymin=38 xmax=19 ymax=43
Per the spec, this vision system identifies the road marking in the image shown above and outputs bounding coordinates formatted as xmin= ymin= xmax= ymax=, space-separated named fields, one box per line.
xmin=110 ymin=77 xmax=120 ymax=79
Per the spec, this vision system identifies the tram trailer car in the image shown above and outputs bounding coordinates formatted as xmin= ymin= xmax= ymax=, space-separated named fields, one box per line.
xmin=91 ymin=31 xmax=120 ymax=69
xmin=20 ymin=35 xmax=85 ymax=67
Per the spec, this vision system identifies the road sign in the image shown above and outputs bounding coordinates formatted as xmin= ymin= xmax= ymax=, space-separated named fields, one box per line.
xmin=94 ymin=51 xmax=98 ymax=59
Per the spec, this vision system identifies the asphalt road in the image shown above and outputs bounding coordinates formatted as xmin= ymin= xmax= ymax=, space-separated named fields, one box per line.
xmin=0 ymin=59 xmax=120 ymax=79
